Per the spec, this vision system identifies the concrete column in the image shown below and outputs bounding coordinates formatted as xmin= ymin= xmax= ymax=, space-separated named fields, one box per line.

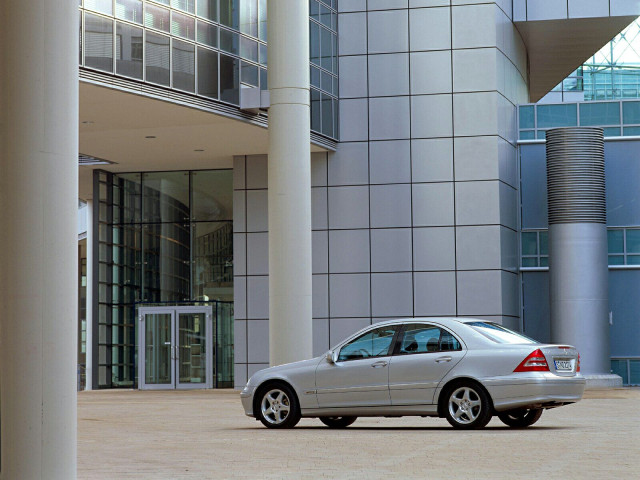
xmin=267 ymin=1 xmax=313 ymax=366
xmin=0 ymin=1 xmax=79 ymax=478
xmin=546 ymin=127 xmax=620 ymax=387
xmin=86 ymin=200 xmax=94 ymax=391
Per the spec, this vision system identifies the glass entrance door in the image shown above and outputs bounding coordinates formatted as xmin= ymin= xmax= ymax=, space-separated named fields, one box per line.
xmin=139 ymin=306 xmax=213 ymax=389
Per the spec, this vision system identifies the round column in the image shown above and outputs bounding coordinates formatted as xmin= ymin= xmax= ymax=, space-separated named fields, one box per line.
xmin=267 ymin=1 xmax=313 ymax=366
xmin=546 ymin=128 xmax=618 ymax=384
xmin=0 ymin=1 xmax=79 ymax=478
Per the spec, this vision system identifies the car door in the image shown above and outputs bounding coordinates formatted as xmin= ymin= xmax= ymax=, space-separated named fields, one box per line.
xmin=315 ymin=325 xmax=400 ymax=408
xmin=388 ymin=323 xmax=466 ymax=406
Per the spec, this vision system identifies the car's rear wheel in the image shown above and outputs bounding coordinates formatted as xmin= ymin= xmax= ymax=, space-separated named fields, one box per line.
xmin=256 ymin=383 xmax=301 ymax=429
xmin=444 ymin=383 xmax=493 ymax=429
xmin=498 ymin=408 xmax=543 ymax=428
xmin=319 ymin=416 xmax=357 ymax=428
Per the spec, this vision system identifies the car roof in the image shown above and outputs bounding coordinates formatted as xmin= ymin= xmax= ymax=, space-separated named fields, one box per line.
xmin=370 ymin=317 xmax=472 ymax=328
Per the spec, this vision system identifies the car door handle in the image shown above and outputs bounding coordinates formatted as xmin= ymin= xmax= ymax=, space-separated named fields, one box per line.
xmin=371 ymin=360 xmax=388 ymax=368
xmin=435 ymin=356 xmax=452 ymax=363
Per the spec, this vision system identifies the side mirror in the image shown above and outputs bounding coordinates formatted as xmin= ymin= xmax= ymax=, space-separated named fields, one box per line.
xmin=326 ymin=350 xmax=338 ymax=364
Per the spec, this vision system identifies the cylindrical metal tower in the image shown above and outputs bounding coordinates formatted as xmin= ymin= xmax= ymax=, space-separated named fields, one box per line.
xmin=546 ymin=127 xmax=614 ymax=380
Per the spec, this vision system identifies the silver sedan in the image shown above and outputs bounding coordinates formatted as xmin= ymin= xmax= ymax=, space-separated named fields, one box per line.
xmin=240 ymin=318 xmax=585 ymax=429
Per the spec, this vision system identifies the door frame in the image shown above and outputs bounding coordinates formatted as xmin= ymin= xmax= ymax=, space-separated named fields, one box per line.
xmin=138 ymin=306 xmax=214 ymax=390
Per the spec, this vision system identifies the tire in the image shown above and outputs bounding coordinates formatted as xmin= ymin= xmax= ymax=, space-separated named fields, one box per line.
xmin=443 ymin=382 xmax=493 ymax=429
xmin=255 ymin=383 xmax=301 ymax=429
xmin=498 ymin=408 xmax=543 ymax=428
xmin=319 ymin=416 xmax=357 ymax=428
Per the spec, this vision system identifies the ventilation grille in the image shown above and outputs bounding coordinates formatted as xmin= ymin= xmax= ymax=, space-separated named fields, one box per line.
xmin=546 ymin=127 xmax=606 ymax=224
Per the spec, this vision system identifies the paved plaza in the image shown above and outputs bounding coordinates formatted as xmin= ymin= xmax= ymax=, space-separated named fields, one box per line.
xmin=78 ymin=388 xmax=640 ymax=479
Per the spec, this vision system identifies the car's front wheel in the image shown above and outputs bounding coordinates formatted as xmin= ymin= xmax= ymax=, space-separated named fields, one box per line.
xmin=319 ymin=416 xmax=357 ymax=428
xmin=497 ymin=408 xmax=543 ymax=428
xmin=256 ymin=383 xmax=301 ymax=429
xmin=444 ymin=383 xmax=493 ymax=429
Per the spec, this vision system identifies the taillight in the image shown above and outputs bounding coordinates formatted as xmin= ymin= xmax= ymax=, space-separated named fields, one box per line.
xmin=514 ymin=349 xmax=549 ymax=372
xmin=577 ymin=354 xmax=581 ymax=372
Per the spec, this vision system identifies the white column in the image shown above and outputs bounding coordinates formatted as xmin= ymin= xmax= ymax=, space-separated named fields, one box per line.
xmin=0 ymin=1 xmax=79 ymax=478
xmin=86 ymin=200 xmax=94 ymax=391
xmin=267 ymin=1 xmax=313 ymax=366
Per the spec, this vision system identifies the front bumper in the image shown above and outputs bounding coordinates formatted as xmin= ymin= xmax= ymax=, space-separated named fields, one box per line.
xmin=240 ymin=385 xmax=256 ymax=417
xmin=483 ymin=373 xmax=586 ymax=412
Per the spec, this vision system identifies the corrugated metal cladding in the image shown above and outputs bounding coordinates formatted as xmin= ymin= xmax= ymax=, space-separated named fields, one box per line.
xmin=546 ymin=127 xmax=606 ymax=224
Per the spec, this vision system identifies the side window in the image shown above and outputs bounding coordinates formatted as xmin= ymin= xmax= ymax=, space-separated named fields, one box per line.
xmin=399 ymin=324 xmax=441 ymax=355
xmin=338 ymin=326 xmax=397 ymax=362
xmin=398 ymin=324 xmax=462 ymax=354
xmin=440 ymin=329 xmax=462 ymax=351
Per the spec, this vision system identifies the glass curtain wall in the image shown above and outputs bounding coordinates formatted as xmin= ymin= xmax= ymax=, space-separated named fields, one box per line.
xmin=79 ymin=0 xmax=338 ymax=139
xmin=552 ymin=18 xmax=640 ymax=101
xmin=94 ymin=169 xmax=233 ymax=388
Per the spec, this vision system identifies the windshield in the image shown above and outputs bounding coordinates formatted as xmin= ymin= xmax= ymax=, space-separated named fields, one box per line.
xmin=464 ymin=322 xmax=538 ymax=344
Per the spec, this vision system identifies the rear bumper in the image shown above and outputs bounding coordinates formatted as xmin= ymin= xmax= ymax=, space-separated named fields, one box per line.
xmin=483 ymin=373 xmax=586 ymax=412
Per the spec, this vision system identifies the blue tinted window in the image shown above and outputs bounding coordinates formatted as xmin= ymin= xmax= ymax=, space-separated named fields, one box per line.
xmin=603 ymin=127 xmax=621 ymax=137
xmin=579 ymin=102 xmax=620 ymax=126
xmin=537 ymin=104 xmax=577 ymax=128
xmin=521 ymin=232 xmax=538 ymax=255
xmin=519 ymin=130 xmax=535 ymax=140
xmin=622 ymin=101 xmax=640 ymax=124
xmin=623 ymin=126 xmax=640 ymax=136
xmin=608 ymin=229 xmax=624 ymax=253
xmin=519 ymin=105 xmax=535 ymax=129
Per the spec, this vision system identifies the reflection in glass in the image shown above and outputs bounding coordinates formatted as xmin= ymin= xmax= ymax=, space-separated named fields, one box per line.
xmin=172 ymin=0 xmax=195 ymax=14
xmin=197 ymin=48 xmax=219 ymax=98
xmin=171 ymin=11 xmax=195 ymax=40
xmin=145 ymin=313 xmax=172 ymax=384
xmin=240 ymin=0 xmax=258 ymax=37
xmin=86 ymin=0 xmax=113 ymax=15
xmin=142 ymin=171 xmax=190 ymax=223
xmin=145 ymin=3 xmax=170 ymax=32
xmin=321 ymin=93 xmax=332 ymax=137
xmin=115 ymin=0 xmax=142 ymax=24
xmin=216 ymin=302 xmax=235 ymax=387
xmin=85 ymin=13 xmax=114 ymax=72
xmin=197 ymin=0 xmax=218 ymax=22
xmin=311 ymin=89 xmax=321 ymax=132
xmin=220 ymin=54 xmax=240 ymax=105
xmin=258 ymin=0 xmax=267 ymax=40
xmin=192 ymin=222 xmax=233 ymax=301
xmin=320 ymin=26 xmax=332 ymax=71
xmin=146 ymin=32 xmax=171 ymax=86
xmin=116 ymin=22 xmax=143 ymax=80
xmin=240 ymin=37 xmax=258 ymax=63
xmin=179 ymin=313 xmax=207 ymax=383
xmin=220 ymin=0 xmax=239 ymax=30
xmin=173 ymin=40 xmax=196 ymax=93
xmin=197 ymin=20 xmax=218 ymax=48
xmin=220 ymin=28 xmax=239 ymax=55
xmin=241 ymin=63 xmax=259 ymax=87
xmin=112 ymin=173 xmax=141 ymax=224
xmin=143 ymin=223 xmax=191 ymax=302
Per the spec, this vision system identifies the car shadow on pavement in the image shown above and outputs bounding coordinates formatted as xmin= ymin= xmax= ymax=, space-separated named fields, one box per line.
xmin=232 ymin=425 xmax=569 ymax=432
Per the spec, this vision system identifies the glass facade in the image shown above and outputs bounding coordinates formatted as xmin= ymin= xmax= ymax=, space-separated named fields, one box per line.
xmin=79 ymin=0 xmax=338 ymax=139
xmin=94 ymin=169 xmax=233 ymax=388
xmin=521 ymin=228 xmax=640 ymax=268
xmin=518 ymin=100 xmax=640 ymax=140
xmin=553 ymin=18 xmax=640 ymax=101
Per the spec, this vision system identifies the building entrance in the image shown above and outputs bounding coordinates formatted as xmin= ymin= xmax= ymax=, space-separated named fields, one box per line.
xmin=139 ymin=306 xmax=214 ymax=390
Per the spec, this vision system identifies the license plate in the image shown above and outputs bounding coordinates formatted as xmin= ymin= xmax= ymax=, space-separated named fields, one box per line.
xmin=554 ymin=359 xmax=573 ymax=371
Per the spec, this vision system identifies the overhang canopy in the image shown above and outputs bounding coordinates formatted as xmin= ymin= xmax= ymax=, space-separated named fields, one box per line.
xmin=518 ymin=15 xmax=638 ymax=102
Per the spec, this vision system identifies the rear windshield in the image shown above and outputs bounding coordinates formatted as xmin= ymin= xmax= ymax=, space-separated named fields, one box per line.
xmin=464 ymin=322 xmax=538 ymax=344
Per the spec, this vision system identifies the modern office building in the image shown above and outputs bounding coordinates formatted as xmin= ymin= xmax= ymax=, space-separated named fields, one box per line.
xmin=68 ymin=0 xmax=640 ymax=393
xmin=3 ymin=2 xmax=640 ymax=475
